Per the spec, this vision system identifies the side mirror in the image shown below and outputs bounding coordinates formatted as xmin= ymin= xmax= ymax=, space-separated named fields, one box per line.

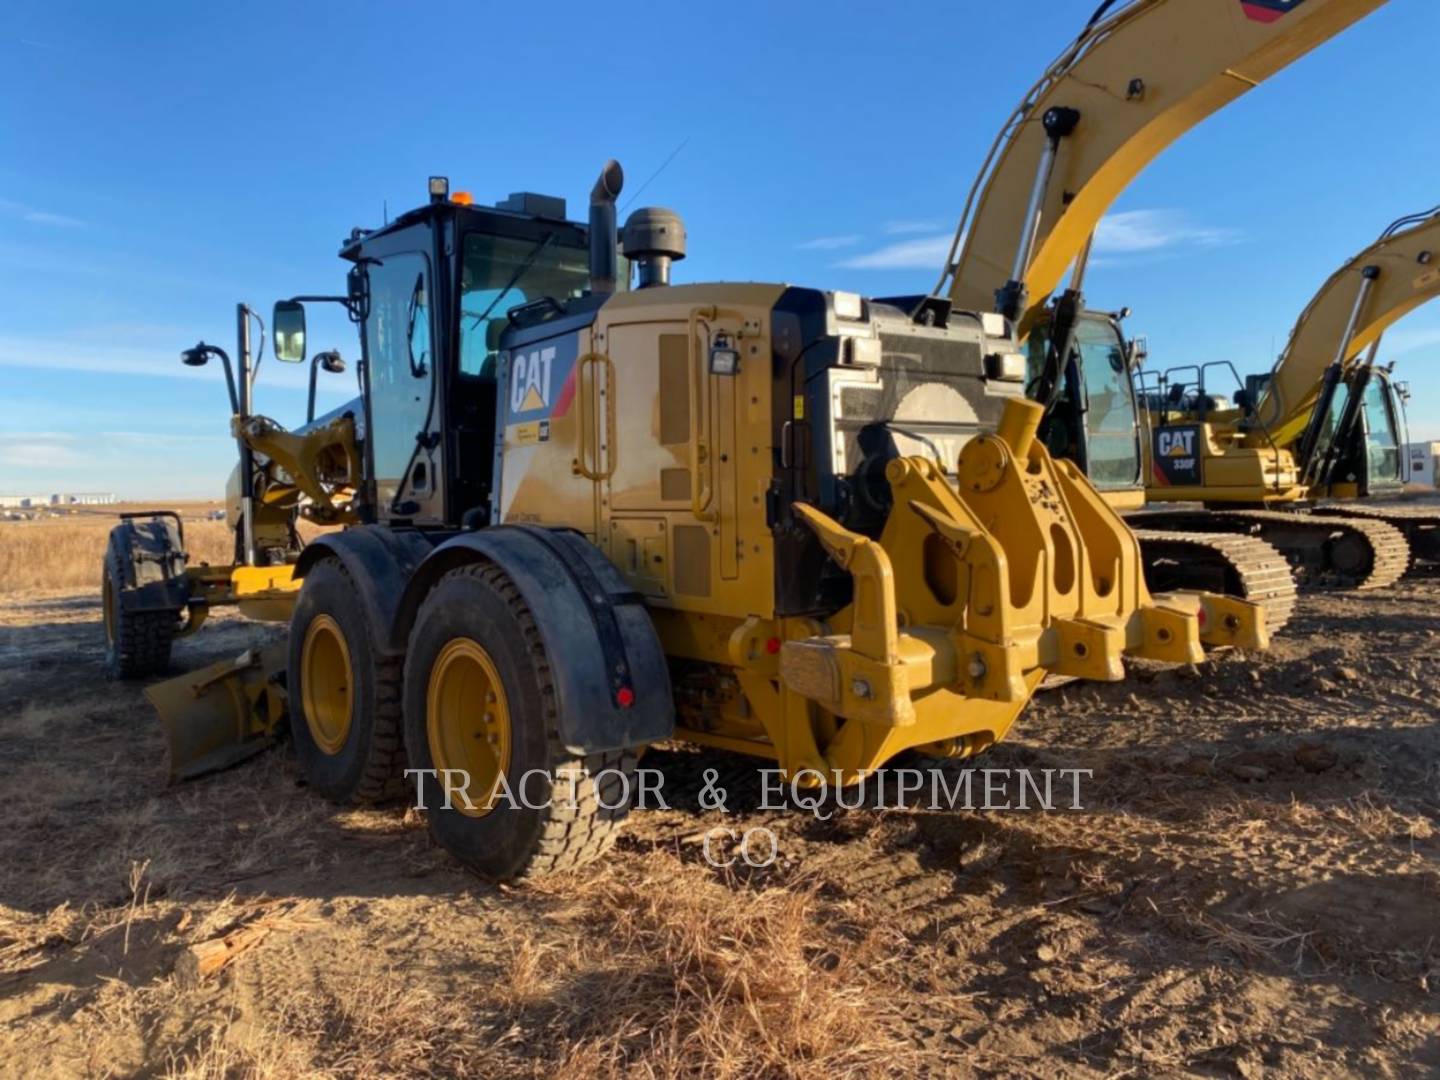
xmin=320 ymin=351 xmax=347 ymax=374
xmin=273 ymin=300 xmax=307 ymax=363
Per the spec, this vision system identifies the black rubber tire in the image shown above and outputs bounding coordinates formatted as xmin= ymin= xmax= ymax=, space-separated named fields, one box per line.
xmin=102 ymin=545 xmax=176 ymax=679
xmin=403 ymin=562 xmax=636 ymax=881
xmin=287 ymin=558 xmax=405 ymax=804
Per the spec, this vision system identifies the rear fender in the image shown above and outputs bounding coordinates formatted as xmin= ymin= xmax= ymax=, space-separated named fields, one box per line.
xmin=392 ymin=526 xmax=674 ymax=754
xmin=294 ymin=526 xmax=438 ymax=657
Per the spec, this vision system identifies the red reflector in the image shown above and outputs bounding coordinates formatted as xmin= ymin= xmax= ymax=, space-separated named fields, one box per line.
xmin=765 ymin=637 xmax=782 ymax=655
xmin=615 ymin=687 xmax=635 ymax=708
xmin=1197 ymin=606 xmax=1208 ymax=627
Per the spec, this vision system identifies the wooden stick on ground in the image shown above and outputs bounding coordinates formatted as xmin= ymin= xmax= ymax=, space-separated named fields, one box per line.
xmin=175 ymin=902 xmax=309 ymax=984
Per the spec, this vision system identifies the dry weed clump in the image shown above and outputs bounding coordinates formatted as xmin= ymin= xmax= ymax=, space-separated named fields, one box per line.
xmin=161 ymin=965 xmax=486 ymax=1080
xmin=0 ymin=516 xmax=232 ymax=593
xmin=530 ymin=857 xmax=923 ymax=1078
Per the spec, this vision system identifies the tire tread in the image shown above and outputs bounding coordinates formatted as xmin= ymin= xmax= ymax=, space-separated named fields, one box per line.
xmin=436 ymin=562 xmax=634 ymax=878
xmin=104 ymin=548 xmax=176 ymax=679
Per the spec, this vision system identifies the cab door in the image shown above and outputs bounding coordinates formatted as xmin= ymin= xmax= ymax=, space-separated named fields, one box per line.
xmin=1361 ymin=375 xmax=1404 ymax=492
xmin=360 ymin=227 xmax=444 ymax=522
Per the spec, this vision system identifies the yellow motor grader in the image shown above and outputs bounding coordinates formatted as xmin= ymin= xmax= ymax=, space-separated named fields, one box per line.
xmin=104 ymin=165 xmax=1265 ymax=880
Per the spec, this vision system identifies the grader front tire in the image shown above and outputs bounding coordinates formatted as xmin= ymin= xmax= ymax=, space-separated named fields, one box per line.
xmin=287 ymin=559 xmax=405 ymax=804
xmin=402 ymin=562 xmax=636 ymax=881
xmin=102 ymin=547 xmax=176 ymax=680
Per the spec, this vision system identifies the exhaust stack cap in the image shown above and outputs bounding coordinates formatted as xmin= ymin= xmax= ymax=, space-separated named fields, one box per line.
xmin=623 ymin=207 xmax=687 ymax=288
xmin=588 ymin=159 xmax=625 ymax=296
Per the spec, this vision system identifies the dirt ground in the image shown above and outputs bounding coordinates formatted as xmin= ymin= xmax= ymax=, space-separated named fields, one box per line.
xmin=1 ymin=568 xmax=1437 ymax=1077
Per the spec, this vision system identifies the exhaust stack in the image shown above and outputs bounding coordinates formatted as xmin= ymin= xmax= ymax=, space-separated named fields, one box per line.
xmin=589 ymin=159 xmax=625 ymax=295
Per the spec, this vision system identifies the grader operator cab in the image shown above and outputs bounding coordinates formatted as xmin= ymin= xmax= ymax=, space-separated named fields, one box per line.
xmin=104 ymin=162 xmax=1266 ymax=880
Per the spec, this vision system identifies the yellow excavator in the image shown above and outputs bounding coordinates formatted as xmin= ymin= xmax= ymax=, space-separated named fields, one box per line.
xmin=104 ymin=165 xmax=1266 ymax=880
xmin=1138 ymin=205 xmax=1440 ymax=583
xmin=925 ymin=0 xmax=1393 ymax=631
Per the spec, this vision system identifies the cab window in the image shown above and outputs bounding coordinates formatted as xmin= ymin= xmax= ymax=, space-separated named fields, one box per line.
xmin=1363 ymin=378 xmax=1401 ymax=483
xmin=364 ymin=252 xmax=434 ymax=508
xmin=1075 ymin=318 xmax=1141 ymax=488
xmin=458 ymin=232 xmax=591 ymax=379
xmin=1025 ymin=317 xmax=1141 ymax=489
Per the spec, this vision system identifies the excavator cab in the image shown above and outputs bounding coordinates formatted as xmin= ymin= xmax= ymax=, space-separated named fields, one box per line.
xmin=1361 ymin=373 xmax=1407 ymax=492
xmin=1307 ymin=366 xmax=1408 ymax=498
xmin=1024 ymin=310 xmax=1143 ymax=495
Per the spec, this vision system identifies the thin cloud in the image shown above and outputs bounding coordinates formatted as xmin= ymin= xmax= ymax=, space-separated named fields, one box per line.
xmin=23 ymin=209 xmax=84 ymax=227
xmin=883 ymin=220 xmax=945 ymax=235
xmin=797 ymin=234 xmax=861 ymax=251
xmin=1379 ymin=324 xmax=1440 ymax=357
xmin=832 ymin=208 xmax=1237 ymax=272
xmin=0 ymin=431 xmax=235 ymax=499
xmin=837 ymin=233 xmax=952 ymax=271
xmin=0 ymin=197 xmax=84 ymax=228
xmin=0 ymin=434 xmax=90 ymax=469
xmin=1093 ymin=209 xmax=1242 ymax=255
xmin=0 ymin=332 xmax=316 ymax=390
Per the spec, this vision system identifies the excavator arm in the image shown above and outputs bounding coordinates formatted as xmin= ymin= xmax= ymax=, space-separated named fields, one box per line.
xmin=1252 ymin=206 xmax=1440 ymax=446
xmin=941 ymin=0 xmax=1389 ymax=331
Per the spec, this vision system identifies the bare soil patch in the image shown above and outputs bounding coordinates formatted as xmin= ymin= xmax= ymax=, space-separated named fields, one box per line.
xmin=1 ymin=563 xmax=1437 ymax=1076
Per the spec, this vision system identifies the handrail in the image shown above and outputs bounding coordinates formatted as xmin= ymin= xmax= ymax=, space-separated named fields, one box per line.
xmin=572 ymin=352 xmax=615 ymax=481
xmin=687 ymin=307 xmax=722 ymax=521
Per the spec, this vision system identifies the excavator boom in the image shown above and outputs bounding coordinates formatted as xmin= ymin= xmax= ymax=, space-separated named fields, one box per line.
xmin=942 ymin=0 xmax=1389 ymax=329
xmin=1253 ymin=206 xmax=1440 ymax=445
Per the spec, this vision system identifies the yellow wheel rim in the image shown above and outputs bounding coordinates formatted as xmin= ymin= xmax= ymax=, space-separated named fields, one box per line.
xmin=426 ymin=638 xmax=511 ymax=819
xmin=301 ymin=614 xmax=353 ymax=755
xmin=102 ymin=568 xmax=117 ymax=646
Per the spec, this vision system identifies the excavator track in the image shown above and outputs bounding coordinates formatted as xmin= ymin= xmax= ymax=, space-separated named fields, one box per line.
xmin=1308 ymin=503 xmax=1440 ymax=565
xmin=1131 ymin=529 xmax=1299 ymax=637
xmin=1132 ymin=509 xmax=1410 ymax=592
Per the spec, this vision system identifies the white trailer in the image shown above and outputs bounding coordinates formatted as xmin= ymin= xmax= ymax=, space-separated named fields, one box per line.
xmin=1406 ymin=441 xmax=1440 ymax=489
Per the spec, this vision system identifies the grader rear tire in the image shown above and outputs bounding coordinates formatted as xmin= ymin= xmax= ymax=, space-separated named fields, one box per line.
xmin=402 ymin=562 xmax=636 ymax=881
xmin=287 ymin=559 xmax=405 ymax=804
xmin=102 ymin=546 xmax=176 ymax=679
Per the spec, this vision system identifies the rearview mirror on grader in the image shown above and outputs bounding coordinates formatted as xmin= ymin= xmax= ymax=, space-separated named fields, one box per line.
xmin=102 ymin=163 xmax=1267 ymax=880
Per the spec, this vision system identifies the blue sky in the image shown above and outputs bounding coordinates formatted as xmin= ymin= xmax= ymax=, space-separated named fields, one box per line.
xmin=2 ymin=0 xmax=1438 ymax=498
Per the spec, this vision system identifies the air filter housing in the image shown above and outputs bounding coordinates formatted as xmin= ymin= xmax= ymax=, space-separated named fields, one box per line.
xmin=622 ymin=207 xmax=686 ymax=288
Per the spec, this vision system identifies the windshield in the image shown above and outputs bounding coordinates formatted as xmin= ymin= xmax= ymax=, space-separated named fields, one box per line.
xmin=1363 ymin=377 xmax=1401 ymax=485
xmin=1025 ymin=315 xmax=1141 ymax=489
xmin=458 ymin=232 xmax=591 ymax=379
xmin=1074 ymin=318 xmax=1141 ymax=488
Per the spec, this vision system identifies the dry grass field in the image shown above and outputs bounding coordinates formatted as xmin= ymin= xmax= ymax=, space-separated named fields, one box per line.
xmin=0 ymin=513 xmax=1436 ymax=1077
xmin=0 ymin=503 xmax=232 ymax=594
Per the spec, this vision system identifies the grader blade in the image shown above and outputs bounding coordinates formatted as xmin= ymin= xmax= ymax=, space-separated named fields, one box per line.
xmin=147 ymin=643 xmax=288 ymax=782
